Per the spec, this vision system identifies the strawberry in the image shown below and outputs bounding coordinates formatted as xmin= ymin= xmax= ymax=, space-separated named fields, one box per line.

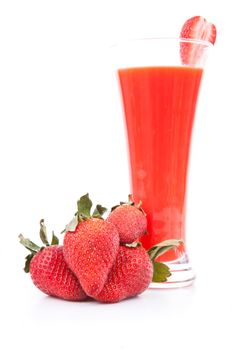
xmin=180 ymin=16 xmax=216 ymax=44
xmin=19 ymin=220 xmax=87 ymax=301
xmin=96 ymin=244 xmax=153 ymax=303
xmin=63 ymin=194 xmax=119 ymax=298
xmin=180 ymin=16 xmax=217 ymax=65
xmin=107 ymin=196 xmax=147 ymax=243
xmin=96 ymin=240 xmax=182 ymax=303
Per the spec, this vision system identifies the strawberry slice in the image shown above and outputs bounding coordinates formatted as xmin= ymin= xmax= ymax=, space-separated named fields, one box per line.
xmin=180 ymin=16 xmax=217 ymax=65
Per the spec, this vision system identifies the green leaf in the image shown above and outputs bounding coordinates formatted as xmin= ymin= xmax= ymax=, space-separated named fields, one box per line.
xmin=124 ymin=242 xmax=141 ymax=248
xmin=39 ymin=219 xmax=49 ymax=246
xmin=77 ymin=193 xmax=92 ymax=219
xmin=51 ymin=231 xmax=59 ymax=245
xmin=24 ymin=253 xmax=35 ymax=273
xmin=18 ymin=234 xmax=41 ymax=253
xmin=128 ymin=194 xmax=134 ymax=206
xmin=152 ymin=261 xmax=171 ymax=283
xmin=111 ymin=204 xmax=120 ymax=212
xmin=148 ymin=239 xmax=183 ymax=261
xmin=65 ymin=217 xmax=78 ymax=232
xmin=92 ymin=204 xmax=107 ymax=219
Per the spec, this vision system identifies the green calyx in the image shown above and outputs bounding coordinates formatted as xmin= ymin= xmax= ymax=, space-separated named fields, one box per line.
xmin=147 ymin=239 xmax=183 ymax=283
xmin=77 ymin=193 xmax=107 ymax=220
xmin=153 ymin=262 xmax=171 ymax=283
xmin=111 ymin=194 xmax=144 ymax=213
xmin=19 ymin=220 xmax=59 ymax=273
xmin=65 ymin=193 xmax=107 ymax=232
xmin=124 ymin=242 xmax=142 ymax=248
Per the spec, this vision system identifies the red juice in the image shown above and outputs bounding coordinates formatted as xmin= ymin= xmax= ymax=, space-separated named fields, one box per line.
xmin=118 ymin=66 xmax=203 ymax=261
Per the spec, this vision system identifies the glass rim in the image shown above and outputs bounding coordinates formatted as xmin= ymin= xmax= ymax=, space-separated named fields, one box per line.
xmin=109 ymin=37 xmax=213 ymax=48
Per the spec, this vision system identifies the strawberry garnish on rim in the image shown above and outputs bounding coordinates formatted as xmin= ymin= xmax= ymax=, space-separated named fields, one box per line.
xmin=180 ymin=16 xmax=217 ymax=65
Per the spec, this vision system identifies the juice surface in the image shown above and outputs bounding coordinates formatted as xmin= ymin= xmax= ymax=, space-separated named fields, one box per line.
xmin=118 ymin=66 xmax=203 ymax=261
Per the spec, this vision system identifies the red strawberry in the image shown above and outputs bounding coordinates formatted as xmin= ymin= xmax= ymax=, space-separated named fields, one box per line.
xmin=30 ymin=246 xmax=87 ymax=301
xmin=96 ymin=245 xmax=153 ymax=303
xmin=96 ymin=239 xmax=182 ymax=303
xmin=63 ymin=194 xmax=119 ymax=298
xmin=19 ymin=220 xmax=87 ymax=301
xmin=180 ymin=16 xmax=217 ymax=65
xmin=107 ymin=196 xmax=147 ymax=243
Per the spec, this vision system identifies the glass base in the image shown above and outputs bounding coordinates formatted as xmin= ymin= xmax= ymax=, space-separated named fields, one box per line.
xmin=149 ymin=254 xmax=195 ymax=289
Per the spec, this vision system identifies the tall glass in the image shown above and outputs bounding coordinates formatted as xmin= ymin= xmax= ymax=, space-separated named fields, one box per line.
xmin=114 ymin=38 xmax=212 ymax=287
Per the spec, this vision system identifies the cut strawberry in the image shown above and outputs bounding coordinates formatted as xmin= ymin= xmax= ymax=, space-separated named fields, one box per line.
xmin=180 ymin=16 xmax=217 ymax=65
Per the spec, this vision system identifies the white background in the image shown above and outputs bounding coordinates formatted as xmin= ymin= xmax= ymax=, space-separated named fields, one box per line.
xmin=0 ymin=1 xmax=232 ymax=349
